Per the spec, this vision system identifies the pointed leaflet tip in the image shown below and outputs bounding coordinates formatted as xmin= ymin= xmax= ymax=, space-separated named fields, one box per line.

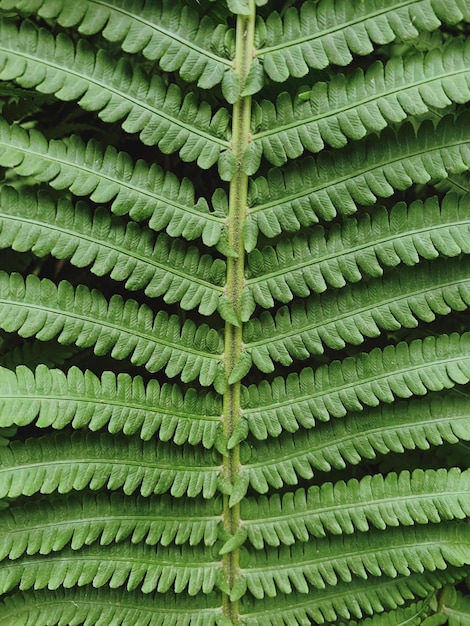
xmin=228 ymin=350 xmax=252 ymax=384
xmin=227 ymin=0 xmax=251 ymax=15
xmin=218 ymin=295 xmax=241 ymax=327
xmin=219 ymin=527 xmax=248 ymax=555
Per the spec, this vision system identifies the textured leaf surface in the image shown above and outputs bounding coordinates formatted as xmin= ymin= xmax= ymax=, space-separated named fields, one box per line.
xmin=0 ymin=541 xmax=221 ymax=596
xmin=245 ymin=112 xmax=470 ymax=248
xmin=242 ymin=391 xmax=470 ymax=491
xmin=0 ymin=18 xmax=230 ymax=166
xmin=0 ymin=365 xmax=222 ymax=447
xmin=244 ymin=193 xmax=470 ymax=316
xmin=0 ymin=186 xmax=226 ymax=315
xmin=243 ymin=334 xmax=470 ymax=437
xmin=0 ymin=0 xmax=234 ymax=87
xmin=258 ymin=0 xmax=470 ymax=81
xmin=0 ymin=587 xmax=224 ymax=626
xmin=0 ymin=120 xmax=226 ymax=245
xmin=0 ymin=432 xmax=221 ymax=498
xmin=239 ymin=570 xmax=463 ymax=625
xmin=0 ymin=492 xmax=221 ymax=560
xmin=241 ymin=468 xmax=470 ymax=548
xmin=244 ymin=260 xmax=470 ymax=370
xmin=0 ymin=272 xmax=223 ymax=385
xmin=249 ymin=40 xmax=470 ymax=169
xmin=239 ymin=523 xmax=470 ymax=599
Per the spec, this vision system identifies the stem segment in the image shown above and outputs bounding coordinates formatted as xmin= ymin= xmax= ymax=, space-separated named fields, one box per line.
xmin=222 ymin=3 xmax=256 ymax=623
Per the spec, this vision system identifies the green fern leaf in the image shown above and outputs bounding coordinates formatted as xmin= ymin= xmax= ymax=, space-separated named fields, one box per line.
xmin=258 ymin=0 xmax=470 ymax=82
xmin=344 ymin=597 xmax=435 ymax=626
xmin=241 ymin=468 xmax=470 ymax=548
xmin=0 ymin=364 xmax=223 ymax=447
xmin=0 ymin=339 xmax=79 ymax=369
xmin=0 ymin=121 xmax=226 ymax=245
xmin=0 ymin=272 xmax=223 ymax=385
xmin=247 ymin=39 xmax=470 ymax=170
xmin=0 ymin=18 xmax=230 ymax=167
xmin=0 ymin=431 xmax=221 ymax=498
xmin=242 ymin=391 xmax=470 ymax=491
xmin=437 ymin=586 xmax=470 ymax=625
xmin=0 ymin=186 xmax=226 ymax=315
xmin=0 ymin=541 xmax=221 ymax=596
xmin=0 ymin=587 xmax=225 ymax=626
xmin=0 ymin=491 xmax=221 ymax=560
xmin=244 ymin=112 xmax=470 ymax=248
xmin=239 ymin=570 xmax=463 ymax=625
xmin=0 ymin=0 xmax=235 ymax=89
xmin=240 ymin=523 xmax=470 ymax=599
xmin=244 ymin=260 xmax=470 ymax=370
xmin=243 ymin=333 xmax=470 ymax=437
xmin=244 ymin=193 xmax=470 ymax=316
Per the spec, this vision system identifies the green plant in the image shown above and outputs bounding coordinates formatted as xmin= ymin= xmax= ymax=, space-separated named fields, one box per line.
xmin=0 ymin=0 xmax=468 ymax=624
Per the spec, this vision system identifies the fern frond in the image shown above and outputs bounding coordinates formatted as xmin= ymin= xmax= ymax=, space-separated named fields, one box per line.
xmin=237 ymin=523 xmax=470 ymax=600
xmin=243 ymin=260 xmax=470 ymax=370
xmin=0 ymin=541 xmax=221 ymax=596
xmin=239 ymin=570 xmax=462 ymax=625
xmin=258 ymin=0 xmax=470 ymax=82
xmin=0 ymin=272 xmax=223 ymax=386
xmin=0 ymin=186 xmax=226 ymax=316
xmin=0 ymin=491 xmax=221 ymax=559
xmin=0 ymin=18 xmax=230 ymax=167
xmin=0 ymin=0 xmax=234 ymax=88
xmin=0 ymin=431 xmax=221 ymax=498
xmin=0 ymin=339 xmax=79 ymax=369
xmin=246 ymin=39 xmax=470 ymax=170
xmin=344 ymin=597 xmax=435 ymax=626
xmin=244 ymin=112 xmax=470 ymax=248
xmin=435 ymin=172 xmax=470 ymax=194
xmin=242 ymin=391 xmax=470 ymax=492
xmin=242 ymin=333 xmax=470 ymax=437
xmin=241 ymin=468 xmax=470 ymax=549
xmin=437 ymin=586 xmax=470 ymax=625
xmin=0 ymin=365 xmax=223 ymax=447
xmin=243 ymin=193 xmax=470 ymax=316
xmin=0 ymin=121 xmax=226 ymax=245
xmin=0 ymin=587 xmax=224 ymax=626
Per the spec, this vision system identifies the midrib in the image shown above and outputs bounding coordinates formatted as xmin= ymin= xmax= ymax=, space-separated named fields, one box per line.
xmin=222 ymin=4 xmax=256 ymax=624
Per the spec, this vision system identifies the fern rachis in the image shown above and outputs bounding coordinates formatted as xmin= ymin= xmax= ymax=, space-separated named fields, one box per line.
xmin=0 ymin=0 xmax=468 ymax=625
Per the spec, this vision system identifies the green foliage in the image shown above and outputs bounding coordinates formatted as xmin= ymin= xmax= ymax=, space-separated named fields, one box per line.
xmin=0 ymin=1 xmax=468 ymax=625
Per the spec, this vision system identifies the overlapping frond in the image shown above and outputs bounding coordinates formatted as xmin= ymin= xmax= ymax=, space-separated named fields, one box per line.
xmin=242 ymin=333 xmax=470 ymax=436
xmin=0 ymin=431 xmax=221 ymax=498
xmin=0 ymin=0 xmax=234 ymax=89
xmin=257 ymin=0 xmax=470 ymax=81
xmin=0 ymin=587 xmax=224 ymax=626
xmin=0 ymin=364 xmax=222 ymax=447
xmin=239 ymin=570 xmax=463 ymax=625
xmin=243 ymin=260 xmax=470 ymax=370
xmin=0 ymin=120 xmax=226 ymax=245
xmin=0 ymin=18 xmax=230 ymax=167
xmin=0 ymin=1 xmax=468 ymax=624
xmin=0 ymin=185 xmax=226 ymax=316
xmin=0 ymin=541 xmax=222 ymax=596
xmin=243 ymin=193 xmax=470 ymax=316
xmin=344 ymin=597 xmax=434 ymax=626
xmin=438 ymin=586 xmax=470 ymax=624
xmin=236 ymin=523 xmax=470 ymax=600
xmin=0 ymin=491 xmax=221 ymax=560
xmin=0 ymin=272 xmax=223 ymax=386
xmin=244 ymin=112 xmax=470 ymax=248
xmin=241 ymin=391 xmax=470 ymax=492
xmin=245 ymin=39 xmax=470 ymax=171
xmin=241 ymin=468 xmax=470 ymax=549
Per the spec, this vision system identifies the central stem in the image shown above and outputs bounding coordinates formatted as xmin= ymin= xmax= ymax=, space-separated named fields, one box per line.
xmin=222 ymin=3 xmax=255 ymax=623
